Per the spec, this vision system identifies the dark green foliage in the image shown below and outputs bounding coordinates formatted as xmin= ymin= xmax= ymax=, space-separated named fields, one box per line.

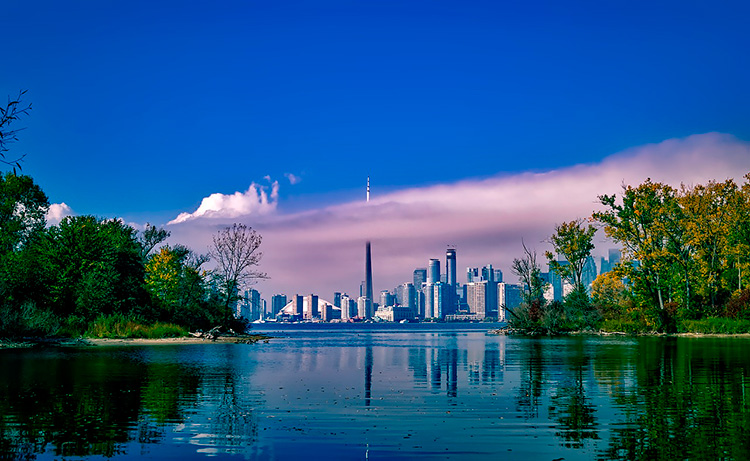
xmin=36 ymin=216 xmax=147 ymax=320
xmin=0 ymin=172 xmax=48 ymax=254
xmin=509 ymin=288 xmax=602 ymax=335
xmin=0 ymin=301 xmax=60 ymax=338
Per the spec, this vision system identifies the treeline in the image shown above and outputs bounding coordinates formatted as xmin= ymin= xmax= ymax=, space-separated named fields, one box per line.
xmin=509 ymin=174 xmax=750 ymax=334
xmin=0 ymin=172 xmax=262 ymax=338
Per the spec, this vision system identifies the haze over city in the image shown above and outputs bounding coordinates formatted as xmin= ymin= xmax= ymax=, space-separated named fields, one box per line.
xmin=4 ymin=0 xmax=750 ymax=298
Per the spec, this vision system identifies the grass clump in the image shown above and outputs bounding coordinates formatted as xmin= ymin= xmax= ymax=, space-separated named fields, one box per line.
xmin=599 ymin=318 xmax=650 ymax=334
xmin=85 ymin=314 xmax=188 ymax=339
xmin=678 ymin=318 xmax=750 ymax=334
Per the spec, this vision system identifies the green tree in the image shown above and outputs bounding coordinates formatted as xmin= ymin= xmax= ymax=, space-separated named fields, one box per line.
xmin=593 ymin=179 xmax=678 ymax=311
xmin=38 ymin=216 xmax=147 ymax=322
xmin=137 ymin=223 xmax=170 ymax=261
xmin=0 ymin=172 xmax=48 ymax=255
xmin=145 ymin=244 xmax=219 ymax=329
xmin=545 ymin=218 xmax=596 ymax=293
xmin=680 ymin=179 xmax=737 ymax=311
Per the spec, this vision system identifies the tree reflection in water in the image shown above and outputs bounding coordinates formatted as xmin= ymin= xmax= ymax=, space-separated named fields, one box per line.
xmin=0 ymin=346 xmax=257 ymax=459
xmin=512 ymin=336 xmax=750 ymax=460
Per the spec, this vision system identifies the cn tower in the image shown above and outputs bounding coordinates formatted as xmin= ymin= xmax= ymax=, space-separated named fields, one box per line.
xmin=364 ymin=177 xmax=374 ymax=318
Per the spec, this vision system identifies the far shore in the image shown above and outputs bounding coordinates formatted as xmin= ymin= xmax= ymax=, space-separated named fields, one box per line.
xmin=0 ymin=334 xmax=272 ymax=349
xmin=491 ymin=328 xmax=750 ymax=338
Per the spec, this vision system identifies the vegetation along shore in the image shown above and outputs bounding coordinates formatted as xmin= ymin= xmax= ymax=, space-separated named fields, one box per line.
xmin=507 ymin=174 xmax=750 ymax=335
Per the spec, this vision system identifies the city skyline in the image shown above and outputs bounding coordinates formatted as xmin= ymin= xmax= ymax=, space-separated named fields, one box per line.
xmin=242 ymin=245 xmax=621 ymax=323
xmin=3 ymin=1 xmax=750 ymax=298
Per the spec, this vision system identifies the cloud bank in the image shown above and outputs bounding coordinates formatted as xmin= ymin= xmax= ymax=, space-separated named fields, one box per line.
xmin=166 ymin=133 xmax=750 ymax=300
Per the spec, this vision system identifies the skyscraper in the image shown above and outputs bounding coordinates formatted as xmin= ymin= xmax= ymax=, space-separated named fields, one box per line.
xmin=413 ymin=268 xmax=427 ymax=287
xmin=428 ymin=259 xmax=440 ymax=284
xmin=271 ymin=294 xmax=287 ymax=316
xmin=446 ymin=248 xmax=457 ymax=288
xmin=467 ymin=267 xmax=479 ymax=283
xmin=446 ymin=248 xmax=457 ymax=314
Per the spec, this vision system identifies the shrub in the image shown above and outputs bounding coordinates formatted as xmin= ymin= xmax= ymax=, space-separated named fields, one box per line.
xmin=724 ymin=289 xmax=750 ymax=320
xmin=0 ymin=302 xmax=60 ymax=338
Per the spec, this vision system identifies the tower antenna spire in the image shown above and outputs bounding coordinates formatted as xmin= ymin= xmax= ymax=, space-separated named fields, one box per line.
xmin=367 ymin=176 xmax=370 ymax=202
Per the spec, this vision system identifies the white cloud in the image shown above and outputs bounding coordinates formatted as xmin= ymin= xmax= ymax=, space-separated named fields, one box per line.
xmin=285 ymin=173 xmax=301 ymax=185
xmin=168 ymin=182 xmax=279 ymax=225
xmin=166 ymin=133 xmax=750 ymax=299
xmin=46 ymin=203 xmax=74 ymax=226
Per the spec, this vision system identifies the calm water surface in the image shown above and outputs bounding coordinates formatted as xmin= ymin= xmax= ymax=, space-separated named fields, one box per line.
xmin=2 ymin=324 xmax=750 ymax=460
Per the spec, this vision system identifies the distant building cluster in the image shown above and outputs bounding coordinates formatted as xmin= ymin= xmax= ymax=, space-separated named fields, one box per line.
xmin=233 ymin=245 xmax=622 ymax=324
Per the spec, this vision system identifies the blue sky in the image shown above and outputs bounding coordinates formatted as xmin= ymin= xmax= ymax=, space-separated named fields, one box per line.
xmin=4 ymin=1 xmax=750 ymax=296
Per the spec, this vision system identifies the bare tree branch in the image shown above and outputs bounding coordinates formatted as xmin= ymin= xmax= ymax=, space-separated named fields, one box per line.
xmin=209 ymin=223 xmax=268 ymax=311
xmin=0 ymin=90 xmax=32 ymax=174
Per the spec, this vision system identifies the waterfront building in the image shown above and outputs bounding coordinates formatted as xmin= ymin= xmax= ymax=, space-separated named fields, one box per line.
xmin=271 ymin=294 xmax=287 ymax=316
xmin=424 ymin=283 xmax=436 ymax=318
xmin=293 ymin=295 xmax=304 ymax=316
xmin=333 ymin=292 xmax=341 ymax=308
xmin=446 ymin=248 xmax=458 ymax=313
xmin=433 ymin=281 xmax=451 ymax=319
xmin=446 ymin=249 xmax=457 ymax=287
xmin=248 ymin=289 xmax=261 ymax=321
xmin=380 ymin=290 xmax=395 ymax=308
xmin=321 ymin=303 xmax=334 ymax=321
xmin=396 ymin=282 xmax=416 ymax=311
xmin=497 ymin=283 xmax=522 ymax=321
xmin=304 ymin=294 xmax=319 ymax=319
xmin=428 ymin=259 xmax=440 ymax=284
xmin=413 ymin=268 xmax=427 ymax=288
xmin=340 ymin=294 xmax=351 ymax=320
xmin=467 ymin=267 xmax=479 ymax=283
xmin=481 ymin=264 xmax=495 ymax=283
xmin=357 ymin=296 xmax=368 ymax=318
xmin=465 ymin=280 xmax=498 ymax=319
xmin=375 ymin=305 xmax=415 ymax=322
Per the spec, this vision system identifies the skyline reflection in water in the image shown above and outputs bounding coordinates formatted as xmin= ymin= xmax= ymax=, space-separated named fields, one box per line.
xmin=2 ymin=326 xmax=750 ymax=460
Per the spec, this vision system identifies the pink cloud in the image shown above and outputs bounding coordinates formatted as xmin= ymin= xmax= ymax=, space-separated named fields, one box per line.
xmin=166 ymin=133 xmax=750 ymax=300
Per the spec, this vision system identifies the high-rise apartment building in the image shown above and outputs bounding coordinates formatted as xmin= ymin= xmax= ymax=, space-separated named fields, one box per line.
xmin=396 ymin=282 xmax=416 ymax=311
xmin=428 ymin=259 xmax=440 ymax=284
xmin=271 ymin=294 xmax=287 ymax=316
xmin=413 ymin=268 xmax=427 ymax=288
xmin=446 ymin=248 xmax=457 ymax=288
xmin=304 ymin=294 xmax=319 ymax=319
xmin=424 ymin=283 xmax=435 ymax=318
xmin=467 ymin=267 xmax=479 ymax=283
xmin=497 ymin=283 xmax=522 ymax=321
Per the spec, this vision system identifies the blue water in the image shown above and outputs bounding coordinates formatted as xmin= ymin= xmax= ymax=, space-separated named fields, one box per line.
xmin=2 ymin=325 xmax=750 ymax=460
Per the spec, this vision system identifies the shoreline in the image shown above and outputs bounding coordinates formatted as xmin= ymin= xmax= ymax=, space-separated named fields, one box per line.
xmin=0 ymin=334 xmax=272 ymax=349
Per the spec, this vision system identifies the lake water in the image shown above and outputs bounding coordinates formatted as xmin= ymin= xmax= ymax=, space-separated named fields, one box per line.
xmin=2 ymin=324 xmax=750 ymax=460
